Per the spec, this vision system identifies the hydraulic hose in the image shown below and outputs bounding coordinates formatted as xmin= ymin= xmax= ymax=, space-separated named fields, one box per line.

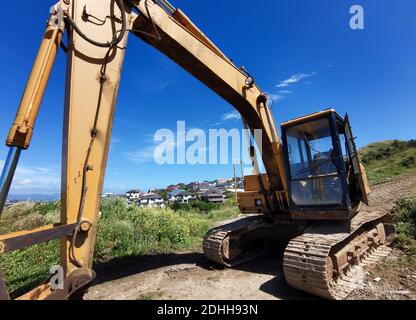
xmin=65 ymin=0 xmax=127 ymax=48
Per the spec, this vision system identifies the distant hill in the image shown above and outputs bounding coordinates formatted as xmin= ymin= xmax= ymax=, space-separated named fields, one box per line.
xmin=8 ymin=193 xmax=60 ymax=202
xmin=359 ymin=139 xmax=416 ymax=184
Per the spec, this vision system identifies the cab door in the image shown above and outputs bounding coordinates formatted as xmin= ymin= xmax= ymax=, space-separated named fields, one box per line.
xmin=344 ymin=114 xmax=369 ymax=205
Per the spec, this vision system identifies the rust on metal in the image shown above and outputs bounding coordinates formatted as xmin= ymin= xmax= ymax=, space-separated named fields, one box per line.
xmin=0 ymin=223 xmax=76 ymax=254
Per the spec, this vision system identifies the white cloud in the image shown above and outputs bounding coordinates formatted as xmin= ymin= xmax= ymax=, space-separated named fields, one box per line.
xmin=126 ymin=135 xmax=177 ymax=165
xmin=221 ymin=111 xmax=241 ymax=121
xmin=110 ymin=136 xmax=122 ymax=150
xmin=276 ymin=72 xmax=315 ymax=88
xmin=269 ymin=89 xmax=294 ymax=102
xmin=111 ymin=136 xmax=121 ymax=144
xmin=270 ymin=94 xmax=285 ymax=102
xmin=125 ymin=146 xmax=156 ymax=164
xmin=0 ymin=159 xmax=60 ymax=194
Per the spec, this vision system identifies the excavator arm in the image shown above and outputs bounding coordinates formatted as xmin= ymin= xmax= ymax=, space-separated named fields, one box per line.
xmin=0 ymin=0 xmax=287 ymax=300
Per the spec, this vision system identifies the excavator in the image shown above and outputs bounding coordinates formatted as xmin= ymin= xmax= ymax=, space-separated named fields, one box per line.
xmin=0 ymin=0 xmax=394 ymax=300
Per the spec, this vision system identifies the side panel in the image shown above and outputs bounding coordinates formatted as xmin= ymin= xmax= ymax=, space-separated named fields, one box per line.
xmin=61 ymin=0 xmax=130 ymax=273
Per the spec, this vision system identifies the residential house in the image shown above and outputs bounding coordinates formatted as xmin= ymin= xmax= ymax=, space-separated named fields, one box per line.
xmin=125 ymin=189 xmax=143 ymax=202
xmin=217 ymin=178 xmax=233 ymax=185
xmin=138 ymin=193 xmax=165 ymax=208
xmin=166 ymin=184 xmax=180 ymax=191
xmin=101 ymin=192 xmax=114 ymax=198
xmin=200 ymin=189 xmax=226 ymax=203
xmin=168 ymin=189 xmax=184 ymax=202
xmin=168 ymin=189 xmax=196 ymax=203
xmin=198 ymin=181 xmax=215 ymax=191
xmin=185 ymin=182 xmax=199 ymax=191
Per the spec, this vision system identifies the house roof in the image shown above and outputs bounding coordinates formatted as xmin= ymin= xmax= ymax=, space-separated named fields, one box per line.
xmin=142 ymin=193 xmax=163 ymax=199
xmin=168 ymin=189 xmax=185 ymax=196
xmin=201 ymin=189 xmax=223 ymax=197
xmin=126 ymin=189 xmax=142 ymax=194
xmin=177 ymin=191 xmax=192 ymax=197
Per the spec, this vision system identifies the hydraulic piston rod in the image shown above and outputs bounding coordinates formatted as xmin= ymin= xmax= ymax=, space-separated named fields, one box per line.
xmin=0 ymin=148 xmax=21 ymax=217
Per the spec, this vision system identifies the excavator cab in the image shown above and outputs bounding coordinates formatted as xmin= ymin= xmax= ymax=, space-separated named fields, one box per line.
xmin=281 ymin=109 xmax=369 ymax=220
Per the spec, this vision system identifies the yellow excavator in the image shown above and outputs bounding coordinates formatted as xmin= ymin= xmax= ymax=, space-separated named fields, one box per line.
xmin=0 ymin=0 xmax=394 ymax=300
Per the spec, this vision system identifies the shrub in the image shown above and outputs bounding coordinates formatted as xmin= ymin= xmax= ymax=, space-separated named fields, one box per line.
xmin=401 ymin=155 xmax=416 ymax=168
xmin=391 ymin=197 xmax=416 ymax=255
xmin=169 ymin=200 xmax=220 ymax=213
xmin=361 ymin=140 xmax=416 ymax=165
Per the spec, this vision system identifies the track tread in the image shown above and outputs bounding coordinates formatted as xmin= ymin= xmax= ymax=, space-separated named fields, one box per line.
xmin=202 ymin=216 xmax=267 ymax=267
xmin=283 ymin=211 xmax=394 ymax=300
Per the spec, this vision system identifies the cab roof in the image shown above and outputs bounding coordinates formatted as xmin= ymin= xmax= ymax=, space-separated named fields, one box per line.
xmin=280 ymin=108 xmax=342 ymax=128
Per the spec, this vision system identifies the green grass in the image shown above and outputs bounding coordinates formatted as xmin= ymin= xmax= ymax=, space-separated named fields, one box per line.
xmin=136 ymin=292 xmax=163 ymax=300
xmin=0 ymin=201 xmax=62 ymax=297
xmin=391 ymin=197 xmax=416 ymax=258
xmin=359 ymin=140 xmax=416 ymax=184
xmin=0 ymin=198 xmax=239 ymax=296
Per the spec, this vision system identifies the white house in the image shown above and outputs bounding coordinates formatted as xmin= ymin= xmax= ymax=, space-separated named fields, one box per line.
xmin=101 ymin=192 xmax=114 ymax=198
xmin=126 ymin=189 xmax=143 ymax=201
xmin=138 ymin=193 xmax=165 ymax=208
xmin=168 ymin=189 xmax=197 ymax=203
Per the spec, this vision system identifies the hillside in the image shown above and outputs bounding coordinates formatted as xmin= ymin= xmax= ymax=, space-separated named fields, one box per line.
xmin=359 ymin=140 xmax=416 ymax=185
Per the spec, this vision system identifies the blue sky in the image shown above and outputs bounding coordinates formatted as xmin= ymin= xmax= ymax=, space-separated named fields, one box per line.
xmin=0 ymin=0 xmax=415 ymax=194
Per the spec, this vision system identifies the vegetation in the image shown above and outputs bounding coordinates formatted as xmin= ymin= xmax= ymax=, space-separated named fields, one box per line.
xmin=0 ymin=198 xmax=239 ymax=297
xmin=0 ymin=202 xmax=61 ymax=297
xmin=391 ymin=197 xmax=416 ymax=258
xmin=359 ymin=140 xmax=416 ymax=184
xmin=169 ymin=200 xmax=221 ymax=213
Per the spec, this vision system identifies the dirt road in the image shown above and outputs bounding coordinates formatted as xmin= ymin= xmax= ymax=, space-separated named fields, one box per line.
xmin=85 ymin=174 xmax=416 ymax=300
